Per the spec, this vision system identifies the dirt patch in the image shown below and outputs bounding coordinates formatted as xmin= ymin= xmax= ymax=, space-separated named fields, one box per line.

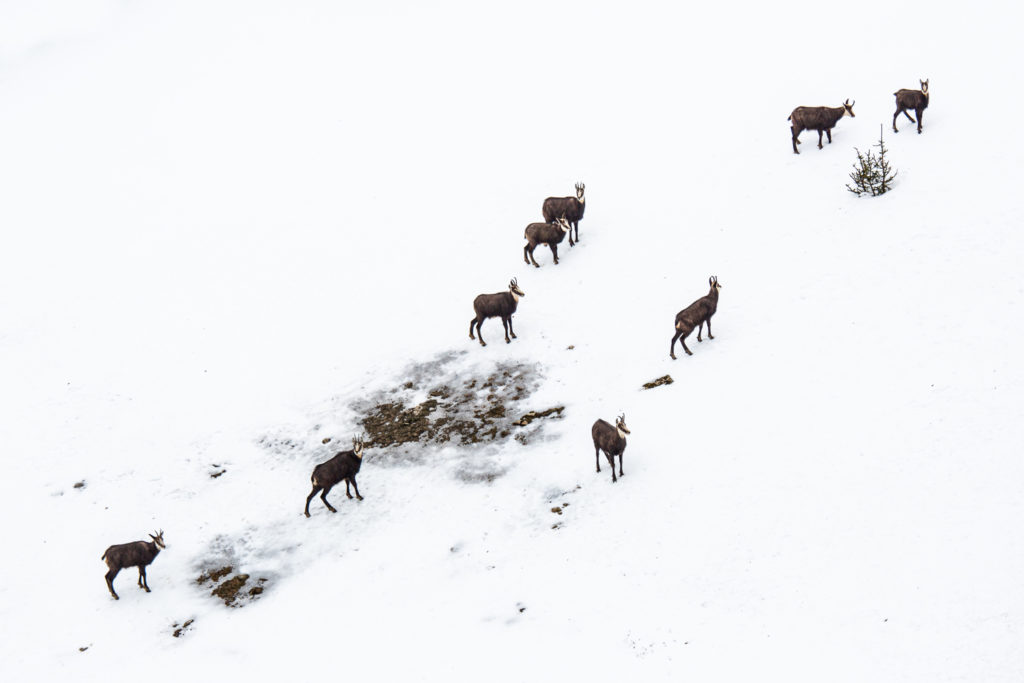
xmin=642 ymin=375 xmax=674 ymax=390
xmin=211 ymin=573 xmax=250 ymax=606
xmin=172 ymin=618 xmax=195 ymax=638
xmin=260 ymin=352 xmax=562 ymax=484
xmin=351 ymin=355 xmax=544 ymax=455
xmin=515 ymin=406 xmax=565 ymax=426
xmin=197 ymin=563 xmax=268 ymax=608
xmin=197 ymin=565 xmax=234 ymax=584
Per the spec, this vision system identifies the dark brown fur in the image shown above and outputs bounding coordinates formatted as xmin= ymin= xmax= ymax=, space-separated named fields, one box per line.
xmin=592 ymin=415 xmax=630 ymax=483
xmin=893 ymin=80 xmax=929 ymax=134
xmin=542 ymin=182 xmax=585 ymax=245
xmin=524 ymin=218 xmax=571 ymax=267
xmin=469 ymin=278 xmax=525 ymax=346
xmin=101 ymin=531 xmax=165 ymax=600
xmin=671 ymin=276 xmax=721 ymax=359
xmin=788 ymin=100 xmax=855 ymax=153
xmin=305 ymin=438 xmax=365 ymax=517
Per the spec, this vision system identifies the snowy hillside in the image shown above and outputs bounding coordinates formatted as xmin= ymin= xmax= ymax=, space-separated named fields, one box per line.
xmin=2 ymin=1 xmax=1023 ymax=681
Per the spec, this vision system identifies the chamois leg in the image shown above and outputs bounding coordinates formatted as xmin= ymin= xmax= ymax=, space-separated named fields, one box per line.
xmin=595 ymin=446 xmax=602 ymax=472
xmin=475 ymin=319 xmax=486 ymax=346
xmin=705 ymin=317 xmax=714 ymax=340
xmin=697 ymin=320 xmax=704 ymax=342
xmin=680 ymin=331 xmax=694 ymax=356
xmin=903 ymin=109 xmax=916 ymax=122
xmin=826 ymin=128 xmax=833 ymax=145
xmin=501 ymin=317 xmax=515 ymax=343
xmin=105 ymin=568 xmax=121 ymax=600
xmin=817 ymin=130 xmax=824 ymax=149
xmin=610 ymin=454 xmax=617 ymax=483
xmin=550 ymin=243 xmax=559 ymax=265
xmin=345 ymin=477 xmax=363 ymax=501
xmin=469 ymin=317 xmax=478 ymax=340
xmin=893 ymin=109 xmax=901 ymax=133
xmin=507 ymin=315 xmax=516 ymax=339
xmin=305 ymin=485 xmax=322 ymax=517
xmin=138 ymin=566 xmax=150 ymax=592
xmin=320 ymin=485 xmax=338 ymax=513
xmin=618 ymin=448 xmax=624 ymax=477
xmin=670 ymin=328 xmax=684 ymax=360
xmin=916 ymin=109 xmax=923 ymax=133
xmin=573 ymin=222 xmax=579 ymax=244
xmin=792 ymin=125 xmax=801 ymax=154
xmin=526 ymin=244 xmax=540 ymax=267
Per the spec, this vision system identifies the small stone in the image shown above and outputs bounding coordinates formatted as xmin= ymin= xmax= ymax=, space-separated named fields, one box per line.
xmin=642 ymin=375 xmax=674 ymax=390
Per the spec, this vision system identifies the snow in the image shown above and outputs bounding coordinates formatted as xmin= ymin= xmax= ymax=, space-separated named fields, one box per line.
xmin=1 ymin=0 xmax=1023 ymax=680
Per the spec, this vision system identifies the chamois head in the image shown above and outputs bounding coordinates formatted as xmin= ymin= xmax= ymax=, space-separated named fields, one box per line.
xmin=575 ymin=182 xmax=585 ymax=201
xmin=615 ymin=414 xmax=630 ymax=436
xmin=352 ymin=434 xmax=365 ymax=458
xmin=149 ymin=530 xmax=166 ymax=549
xmin=556 ymin=216 xmax=571 ymax=233
xmin=842 ymin=99 xmax=856 ymax=117
xmin=509 ymin=277 xmax=525 ymax=300
xmin=709 ymin=275 xmax=722 ymax=292
xmin=920 ymin=79 xmax=929 ymax=95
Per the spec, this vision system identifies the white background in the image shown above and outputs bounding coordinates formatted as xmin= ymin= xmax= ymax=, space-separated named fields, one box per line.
xmin=1 ymin=1 xmax=1022 ymax=680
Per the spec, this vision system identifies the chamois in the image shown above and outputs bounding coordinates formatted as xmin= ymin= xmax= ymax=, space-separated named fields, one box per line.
xmin=101 ymin=530 xmax=165 ymax=600
xmin=468 ymin=278 xmax=525 ymax=346
xmin=592 ymin=414 xmax=630 ymax=483
xmin=788 ymin=99 xmax=855 ymax=154
xmin=305 ymin=436 xmax=366 ymax=517
xmin=542 ymin=182 xmax=585 ymax=245
xmin=893 ymin=79 xmax=929 ymax=134
xmin=671 ymin=276 xmax=722 ymax=359
xmin=524 ymin=217 xmax=572 ymax=267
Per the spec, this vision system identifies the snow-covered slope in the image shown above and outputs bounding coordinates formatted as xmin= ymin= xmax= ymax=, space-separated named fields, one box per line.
xmin=2 ymin=1 xmax=1022 ymax=680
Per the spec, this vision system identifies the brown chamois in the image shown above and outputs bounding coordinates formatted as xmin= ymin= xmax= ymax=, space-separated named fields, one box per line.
xmin=468 ymin=278 xmax=525 ymax=346
xmin=788 ymin=99 xmax=855 ymax=154
xmin=524 ymin=217 xmax=572 ymax=267
xmin=542 ymin=182 xmax=585 ymax=246
xmin=893 ymin=79 xmax=929 ymax=134
xmin=592 ymin=414 xmax=630 ymax=483
xmin=101 ymin=530 xmax=165 ymax=600
xmin=671 ymin=276 xmax=722 ymax=360
xmin=305 ymin=436 xmax=366 ymax=517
